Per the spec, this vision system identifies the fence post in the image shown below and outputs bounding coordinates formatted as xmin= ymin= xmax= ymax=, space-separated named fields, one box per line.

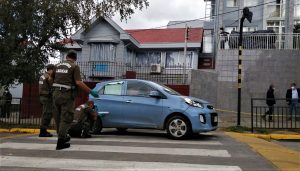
xmin=18 ymin=98 xmax=22 ymax=125
xmin=251 ymin=98 xmax=254 ymax=133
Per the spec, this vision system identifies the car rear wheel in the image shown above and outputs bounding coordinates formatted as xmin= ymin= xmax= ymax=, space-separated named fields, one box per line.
xmin=166 ymin=115 xmax=191 ymax=139
xmin=91 ymin=117 xmax=102 ymax=134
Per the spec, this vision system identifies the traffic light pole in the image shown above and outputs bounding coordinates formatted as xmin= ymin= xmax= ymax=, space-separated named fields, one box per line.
xmin=237 ymin=7 xmax=252 ymax=126
xmin=237 ymin=17 xmax=245 ymax=126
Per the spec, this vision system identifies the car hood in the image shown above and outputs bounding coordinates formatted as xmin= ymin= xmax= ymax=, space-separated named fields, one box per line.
xmin=180 ymin=96 xmax=209 ymax=104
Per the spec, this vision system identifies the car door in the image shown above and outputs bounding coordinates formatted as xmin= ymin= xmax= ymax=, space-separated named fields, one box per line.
xmin=94 ymin=81 xmax=125 ymax=127
xmin=122 ymin=80 xmax=163 ymax=128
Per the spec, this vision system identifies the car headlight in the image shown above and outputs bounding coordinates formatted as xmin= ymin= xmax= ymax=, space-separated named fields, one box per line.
xmin=184 ymin=98 xmax=204 ymax=108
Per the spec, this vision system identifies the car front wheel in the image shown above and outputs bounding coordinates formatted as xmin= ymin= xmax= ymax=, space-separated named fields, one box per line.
xmin=166 ymin=115 xmax=191 ymax=139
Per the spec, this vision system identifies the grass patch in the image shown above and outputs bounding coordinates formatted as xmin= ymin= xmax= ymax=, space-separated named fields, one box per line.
xmin=225 ymin=126 xmax=251 ymax=133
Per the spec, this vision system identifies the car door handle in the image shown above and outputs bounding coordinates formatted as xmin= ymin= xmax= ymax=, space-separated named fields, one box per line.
xmin=125 ymin=100 xmax=132 ymax=103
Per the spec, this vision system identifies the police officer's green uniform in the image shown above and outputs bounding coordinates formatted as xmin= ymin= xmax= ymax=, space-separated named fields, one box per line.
xmin=53 ymin=56 xmax=82 ymax=150
xmin=68 ymin=103 xmax=96 ymax=138
xmin=39 ymin=65 xmax=55 ymax=137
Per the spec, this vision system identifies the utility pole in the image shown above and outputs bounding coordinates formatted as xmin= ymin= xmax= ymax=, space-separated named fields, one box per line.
xmin=237 ymin=7 xmax=252 ymax=126
xmin=183 ymin=24 xmax=189 ymax=84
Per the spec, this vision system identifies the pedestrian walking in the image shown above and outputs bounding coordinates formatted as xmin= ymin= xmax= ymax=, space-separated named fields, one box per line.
xmin=68 ymin=101 xmax=97 ymax=138
xmin=38 ymin=64 xmax=55 ymax=137
xmin=53 ymin=50 xmax=99 ymax=150
xmin=263 ymin=84 xmax=276 ymax=121
xmin=286 ymin=83 xmax=300 ymax=120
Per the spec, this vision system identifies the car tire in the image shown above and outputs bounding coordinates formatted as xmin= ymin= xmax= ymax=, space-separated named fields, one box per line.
xmin=116 ymin=128 xmax=128 ymax=132
xmin=91 ymin=117 xmax=103 ymax=134
xmin=166 ymin=115 xmax=191 ymax=140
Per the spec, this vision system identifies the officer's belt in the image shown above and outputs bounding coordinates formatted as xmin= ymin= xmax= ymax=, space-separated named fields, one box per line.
xmin=53 ymin=83 xmax=75 ymax=90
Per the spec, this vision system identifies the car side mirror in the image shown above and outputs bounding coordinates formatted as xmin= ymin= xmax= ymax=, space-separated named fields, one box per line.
xmin=149 ymin=90 xmax=161 ymax=98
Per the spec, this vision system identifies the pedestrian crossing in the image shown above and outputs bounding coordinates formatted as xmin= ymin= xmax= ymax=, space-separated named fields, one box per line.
xmin=0 ymin=132 xmax=243 ymax=171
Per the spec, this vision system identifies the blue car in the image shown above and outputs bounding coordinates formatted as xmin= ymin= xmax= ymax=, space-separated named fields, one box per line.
xmin=90 ymin=79 xmax=218 ymax=139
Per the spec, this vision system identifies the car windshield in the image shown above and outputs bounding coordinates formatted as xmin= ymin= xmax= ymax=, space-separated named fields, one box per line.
xmin=159 ymin=84 xmax=181 ymax=96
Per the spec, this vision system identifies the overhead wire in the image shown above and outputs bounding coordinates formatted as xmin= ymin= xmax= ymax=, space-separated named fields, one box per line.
xmin=70 ymin=0 xmax=278 ymax=40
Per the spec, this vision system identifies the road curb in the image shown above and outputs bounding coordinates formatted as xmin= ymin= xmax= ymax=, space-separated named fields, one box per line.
xmin=226 ymin=132 xmax=300 ymax=171
xmin=237 ymin=132 xmax=300 ymax=140
xmin=0 ymin=128 xmax=56 ymax=134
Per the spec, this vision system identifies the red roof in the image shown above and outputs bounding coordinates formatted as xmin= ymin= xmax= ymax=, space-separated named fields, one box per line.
xmin=126 ymin=28 xmax=203 ymax=44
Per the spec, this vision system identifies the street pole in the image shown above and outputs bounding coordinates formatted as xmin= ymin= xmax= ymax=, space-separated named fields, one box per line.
xmin=237 ymin=17 xmax=245 ymax=126
xmin=237 ymin=7 xmax=252 ymax=126
xmin=183 ymin=24 xmax=188 ymax=84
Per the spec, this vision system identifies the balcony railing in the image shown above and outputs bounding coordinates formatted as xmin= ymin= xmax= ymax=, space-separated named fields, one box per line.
xmin=219 ymin=33 xmax=300 ymax=50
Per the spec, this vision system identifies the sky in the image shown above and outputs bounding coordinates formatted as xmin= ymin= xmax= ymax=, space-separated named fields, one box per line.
xmin=112 ymin=0 xmax=206 ymax=29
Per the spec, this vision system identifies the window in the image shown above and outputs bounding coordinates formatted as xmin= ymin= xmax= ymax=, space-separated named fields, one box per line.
xmin=99 ymin=82 xmax=123 ymax=95
xmin=267 ymin=21 xmax=285 ymax=33
xmin=295 ymin=0 xmax=300 ymax=17
xmin=136 ymin=52 xmax=161 ymax=66
xmin=165 ymin=51 xmax=193 ymax=68
xmin=244 ymin=0 xmax=259 ymax=7
xmin=90 ymin=43 xmax=116 ymax=62
xmin=227 ymin=0 xmax=237 ymax=7
xmin=266 ymin=0 xmax=285 ymax=18
xmin=126 ymin=81 xmax=154 ymax=97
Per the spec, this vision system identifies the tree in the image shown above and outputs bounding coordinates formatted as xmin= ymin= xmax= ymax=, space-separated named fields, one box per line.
xmin=0 ymin=0 xmax=149 ymax=86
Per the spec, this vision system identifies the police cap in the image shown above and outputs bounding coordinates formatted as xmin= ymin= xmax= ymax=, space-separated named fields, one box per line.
xmin=46 ymin=64 xmax=55 ymax=71
xmin=67 ymin=50 xmax=77 ymax=60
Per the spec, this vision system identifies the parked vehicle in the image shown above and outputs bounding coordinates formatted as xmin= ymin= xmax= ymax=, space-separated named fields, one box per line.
xmin=90 ymin=79 xmax=218 ymax=139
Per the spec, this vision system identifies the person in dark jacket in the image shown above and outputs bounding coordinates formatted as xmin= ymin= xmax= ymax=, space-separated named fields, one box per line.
xmin=2 ymin=88 xmax=12 ymax=118
xmin=286 ymin=83 xmax=300 ymax=120
xmin=263 ymin=84 xmax=276 ymax=121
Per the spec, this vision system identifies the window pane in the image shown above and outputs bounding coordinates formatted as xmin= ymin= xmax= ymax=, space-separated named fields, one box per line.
xmin=126 ymin=82 xmax=153 ymax=97
xmin=166 ymin=51 xmax=193 ymax=68
xmin=103 ymin=84 xmax=122 ymax=95
xmin=244 ymin=0 xmax=258 ymax=7
xmin=136 ymin=52 xmax=161 ymax=66
xmin=227 ymin=0 xmax=237 ymax=7
xmin=90 ymin=43 xmax=116 ymax=62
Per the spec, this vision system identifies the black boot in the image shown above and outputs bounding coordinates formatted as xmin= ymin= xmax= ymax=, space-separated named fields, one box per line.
xmin=56 ymin=138 xmax=70 ymax=150
xmin=64 ymin=134 xmax=71 ymax=143
xmin=39 ymin=129 xmax=53 ymax=137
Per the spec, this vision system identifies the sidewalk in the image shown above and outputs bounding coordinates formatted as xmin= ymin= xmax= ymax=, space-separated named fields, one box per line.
xmin=226 ymin=132 xmax=300 ymax=171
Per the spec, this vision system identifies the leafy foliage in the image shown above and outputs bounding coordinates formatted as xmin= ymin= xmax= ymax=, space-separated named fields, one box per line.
xmin=0 ymin=0 xmax=149 ymax=86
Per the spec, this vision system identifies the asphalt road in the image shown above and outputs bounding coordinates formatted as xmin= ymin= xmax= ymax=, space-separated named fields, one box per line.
xmin=0 ymin=129 xmax=276 ymax=171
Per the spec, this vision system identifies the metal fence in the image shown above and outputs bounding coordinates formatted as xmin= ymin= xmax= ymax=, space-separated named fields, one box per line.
xmin=50 ymin=61 xmax=190 ymax=85
xmin=220 ymin=33 xmax=300 ymax=50
xmin=251 ymin=98 xmax=300 ymax=132
xmin=0 ymin=98 xmax=56 ymax=128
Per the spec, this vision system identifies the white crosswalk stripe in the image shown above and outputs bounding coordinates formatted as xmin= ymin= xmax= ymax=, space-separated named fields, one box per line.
xmin=1 ymin=156 xmax=242 ymax=171
xmin=0 ymin=134 xmax=242 ymax=171
xmin=1 ymin=142 xmax=231 ymax=157
xmin=29 ymin=136 xmax=223 ymax=145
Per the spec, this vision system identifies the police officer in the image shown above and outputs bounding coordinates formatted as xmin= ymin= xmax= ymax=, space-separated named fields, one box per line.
xmin=39 ymin=64 xmax=55 ymax=137
xmin=68 ymin=101 xmax=97 ymax=138
xmin=53 ymin=50 xmax=99 ymax=150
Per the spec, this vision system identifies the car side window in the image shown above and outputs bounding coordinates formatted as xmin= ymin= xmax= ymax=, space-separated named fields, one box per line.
xmin=99 ymin=82 xmax=123 ymax=95
xmin=126 ymin=82 xmax=154 ymax=97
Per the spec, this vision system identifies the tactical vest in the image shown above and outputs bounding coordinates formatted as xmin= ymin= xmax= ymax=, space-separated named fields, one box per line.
xmin=53 ymin=60 xmax=77 ymax=88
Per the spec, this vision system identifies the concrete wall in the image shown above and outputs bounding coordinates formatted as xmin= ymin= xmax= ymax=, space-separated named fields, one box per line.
xmin=190 ymin=49 xmax=300 ymax=126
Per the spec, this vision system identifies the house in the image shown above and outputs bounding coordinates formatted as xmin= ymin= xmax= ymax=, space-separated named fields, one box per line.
xmin=61 ymin=17 xmax=210 ymax=84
